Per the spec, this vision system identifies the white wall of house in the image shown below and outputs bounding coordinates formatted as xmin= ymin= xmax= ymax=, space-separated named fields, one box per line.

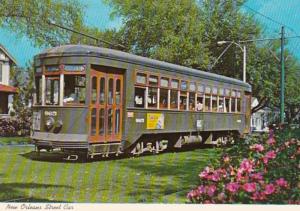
xmin=0 ymin=62 xmax=10 ymax=85
xmin=0 ymin=50 xmax=11 ymax=85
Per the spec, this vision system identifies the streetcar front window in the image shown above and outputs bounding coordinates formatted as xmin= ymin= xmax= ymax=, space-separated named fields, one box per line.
xmin=35 ymin=77 xmax=42 ymax=105
xmin=64 ymin=75 xmax=86 ymax=105
xmin=45 ymin=76 xmax=60 ymax=105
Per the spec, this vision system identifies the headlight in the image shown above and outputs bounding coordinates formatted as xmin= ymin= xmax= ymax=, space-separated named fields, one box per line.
xmin=45 ymin=117 xmax=55 ymax=130
xmin=55 ymin=120 xmax=63 ymax=128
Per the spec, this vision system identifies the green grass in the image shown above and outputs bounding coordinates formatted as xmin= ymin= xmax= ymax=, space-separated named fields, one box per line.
xmin=0 ymin=145 xmax=220 ymax=203
xmin=0 ymin=137 xmax=31 ymax=145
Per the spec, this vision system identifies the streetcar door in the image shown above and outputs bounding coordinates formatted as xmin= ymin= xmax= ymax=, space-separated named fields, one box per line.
xmin=90 ymin=70 xmax=123 ymax=143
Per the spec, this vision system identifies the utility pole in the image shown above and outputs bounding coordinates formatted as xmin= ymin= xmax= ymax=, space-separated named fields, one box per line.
xmin=280 ymin=26 xmax=285 ymax=124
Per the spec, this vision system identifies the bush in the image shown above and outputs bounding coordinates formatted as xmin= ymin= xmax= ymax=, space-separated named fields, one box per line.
xmin=0 ymin=108 xmax=31 ymax=137
xmin=187 ymin=128 xmax=300 ymax=204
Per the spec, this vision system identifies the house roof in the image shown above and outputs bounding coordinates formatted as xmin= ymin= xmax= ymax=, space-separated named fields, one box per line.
xmin=0 ymin=84 xmax=18 ymax=93
xmin=0 ymin=44 xmax=17 ymax=65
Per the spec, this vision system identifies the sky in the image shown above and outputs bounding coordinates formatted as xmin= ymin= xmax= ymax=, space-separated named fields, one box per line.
xmin=0 ymin=0 xmax=300 ymax=67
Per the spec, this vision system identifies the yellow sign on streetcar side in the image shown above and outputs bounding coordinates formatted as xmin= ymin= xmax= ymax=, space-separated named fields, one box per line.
xmin=146 ymin=113 xmax=165 ymax=129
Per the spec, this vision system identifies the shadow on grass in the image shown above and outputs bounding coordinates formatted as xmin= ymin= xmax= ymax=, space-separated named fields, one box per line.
xmin=19 ymin=143 xmax=217 ymax=164
xmin=0 ymin=182 xmax=72 ymax=202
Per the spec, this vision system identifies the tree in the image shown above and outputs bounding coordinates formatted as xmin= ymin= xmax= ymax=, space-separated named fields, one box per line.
xmin=0 ymin=0 xmax=84 ymax=47
xmin=104 ymin=0 xmax=300 ymax=118
xmin=105 ymin=0 xmax=210 ymax=69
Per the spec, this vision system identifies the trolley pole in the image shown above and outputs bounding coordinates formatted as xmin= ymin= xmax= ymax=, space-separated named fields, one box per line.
xmin=280 ymin=26 xmax=285 ymax=124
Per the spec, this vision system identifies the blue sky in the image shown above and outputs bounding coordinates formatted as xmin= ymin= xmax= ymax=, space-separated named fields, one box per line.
xmin=0 ymin=0 xmax=300 ymax=67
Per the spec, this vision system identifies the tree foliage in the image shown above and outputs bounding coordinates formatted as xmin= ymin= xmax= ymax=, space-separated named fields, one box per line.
xmin=0 ymin=0 xmax=84 ymax=47
xmin=105 ymin=0 xmax=300 ymax=122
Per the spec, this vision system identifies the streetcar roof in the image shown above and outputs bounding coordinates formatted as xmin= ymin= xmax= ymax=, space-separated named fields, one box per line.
xmin=36 ymin=44 xmax=251 ymax=90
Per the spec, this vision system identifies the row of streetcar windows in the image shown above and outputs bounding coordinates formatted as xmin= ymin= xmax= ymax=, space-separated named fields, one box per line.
xmin=134 ymin=72 xmax=242 ymax=113
xmin=35 ymin=65 xmax=86 ymax=106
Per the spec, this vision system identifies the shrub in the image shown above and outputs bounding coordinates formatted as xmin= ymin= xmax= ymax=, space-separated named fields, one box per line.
xmin=187 ymin=128 xmax=300 ymax=204
xmin=0 ymin=108 xmax=31 ymax=137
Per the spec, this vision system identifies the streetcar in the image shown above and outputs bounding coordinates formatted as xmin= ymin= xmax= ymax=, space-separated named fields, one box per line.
xmin=31 ymin=44 xmax=251 ymax=159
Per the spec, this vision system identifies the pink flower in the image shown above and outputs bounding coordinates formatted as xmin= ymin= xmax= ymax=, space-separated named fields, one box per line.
xmin=199 ymin=167 xmax=211 ymax=179
xmin=264 ymin=183 xmax=276 ymax=195
xmin=187 ymin=189 xmax=199 ymax=200
xmin=240 ymin=159 xmax=254 ymax=173
xmin=207 ymin=185 xmax=217 ymax=197
xmin=267 ymin=137 xmax=276 ymax=145
xmin=262 ymin=157 xmax=269 ymax=164
xmin=265 ymin=150 xmax=276 ymax=159
xmin=236 ymin=168 xmax=247 ymax=182
xmin=242 ymin=183 xmax=257 ymax=193
xmin=251 ymin=192 xmax=266 ymax=201
xmin=226 ymin=182 xmax=240 ymax=193
xmin=211 ymin=172 xmax=221 ymax=182
xmin=250 ymin=172 xmax=263 ymax=180
xmin=197 ymin=185 xmax=206 ymax=194
xmin=250 ymin=144 xmax=264 ymax=152
xmin=275 ymin=178 xmax=288 ymax=188
xmin=217 ymin=192 xmax=226 ymax=201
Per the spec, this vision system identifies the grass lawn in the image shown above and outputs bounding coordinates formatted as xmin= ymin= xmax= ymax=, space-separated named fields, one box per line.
xmin=0 ymin=137 xmax=31 ymax=145
xmin=0 ymin=145 xmax=220 ymax=203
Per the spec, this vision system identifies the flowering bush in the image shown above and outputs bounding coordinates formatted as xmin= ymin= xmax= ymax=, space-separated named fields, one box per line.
xmin=187 ymin=128 xmax=300 ymax=204
xmin=0 ymin=108 xmax=31 ymax=137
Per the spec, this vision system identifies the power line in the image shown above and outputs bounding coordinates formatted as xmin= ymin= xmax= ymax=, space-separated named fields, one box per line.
xmin=242 ymin=4 xmax=297 ymax=35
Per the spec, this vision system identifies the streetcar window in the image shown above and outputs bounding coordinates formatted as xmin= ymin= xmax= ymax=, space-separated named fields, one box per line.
xmin=171 ymin=79 xmax=179 ymax=89
xmin=99 ymin=108 xmax=105 ymax=135
xmin=64 ymin=64 xmax=85 ymax=72
xmin=45 ymin=65 xmax=60 ymax=72
xmin=108 ymin=78 xmax=114 ymax=104
xmin=136 ymin=73 xmax=147 ymax=84
xmin=225 ymin=98 xmax=230 ymax=112
xmin=180 ymin=91 xmax=187 ymax=110
xmin=108 ymin=108 xmax=113 ymax=135
xmin=91 ymin=108 xmax=96 ymax=135
xmin=160 ymin=77 xmax=169 ymax=88
xmin=196 ymin=94 xmax=204 ymax=111
xmin=35 ymin=77 xmax=42 ymax=105
xmin=231 ymin=98 xmax=236 ymax=113
xmin=134 ymin=87 xmax=145 ymax=108
xmin=198 ymin=84 xmax=204 ymax=93
xmin=36 ymin=67 xmax=42 ymax=73
xmin=45 ymin=76 xmax=60 ymax=105
xmin=159 ymin=88 xmax=168 ymax=109
xmin=91 ymin=77 xmax=97 ymax=104
xmin=64 ymin=75 xmax=86 ymax=105
xmin=189 ymin=82 xmax=196 ymax=92
xmin=99 ymin=77 xmax=105 ymax=104
xmin=189 ymin=92 xmax=195 ymax=111
xmin=148 ymin=87 xmax=158 ymax=108
xmin=224 ymin=89 xmax=230 ymax=112
xmin=212 ymin=87 xmax=218 ymax=95
xmin=205 ymin=86 xmax=211 ymax=94
xmin=149 ymin=75 xmax=158 ymax=86
xmin=115 ymin=109 xmax=121 ymax=134
xmin=181 ymin=81 xmax=187 ymax=91
xmin=205 ymin=94 xmax=211 ymax=111
xmin=212 ymin=96 xmax=218 ymax=112
xmin=170 ymin=90 xmax=178 ymax=109
xmin=231 ymin=90 xmax=236 ymax=112
xmin=218 ymin=88 xmax=225 ymax=112
xmin=218 ymin=97 xmax=225 ymax=112
xmin=116 ymin=79 xmax=121 ymax=105
xmin=237 ymin=91 xmax=241 ymax=112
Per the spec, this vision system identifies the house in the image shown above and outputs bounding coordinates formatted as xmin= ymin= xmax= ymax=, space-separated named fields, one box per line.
xmin=251 ymin=97 xmax=279 ymax=132
xmin=0 ymin=44 xmax=17 ymax=117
